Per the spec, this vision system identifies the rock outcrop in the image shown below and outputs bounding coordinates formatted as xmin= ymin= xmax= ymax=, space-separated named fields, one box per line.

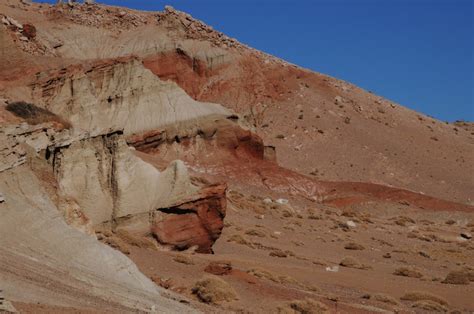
xmin=31 ymin=58 xmax=231 ymax=137
xmin=0 ymin=165 xmax=195 ymax=313
xmin=0 ymin=27 xmax=236 ymax=310
xmin=152 ymin=183 xmax=227 ymax=253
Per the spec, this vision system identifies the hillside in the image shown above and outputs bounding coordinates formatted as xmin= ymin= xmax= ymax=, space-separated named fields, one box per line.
xmin=0 ymin=1 xmax=473 ymax=313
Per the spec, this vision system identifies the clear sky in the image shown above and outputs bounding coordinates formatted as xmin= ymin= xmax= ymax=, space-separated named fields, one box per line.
xmin=36 ymin=0 xmax=473 ymax=122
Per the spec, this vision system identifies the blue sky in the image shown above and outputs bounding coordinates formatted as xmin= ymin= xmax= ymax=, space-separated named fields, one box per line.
xmin=36 ymin=0 xmax=473 ymax=121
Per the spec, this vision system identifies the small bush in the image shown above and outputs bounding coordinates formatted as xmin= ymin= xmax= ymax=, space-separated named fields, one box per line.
xmin=400 ymin=291 xmax=448 ymax=305
xmin=392 ymin=215 xmax=415 ymax=226
xmin=393 ymin=267 xmax=423 ymax=278
xmin=248 ymin=268 xmax=280 ymax=283
xmin=372 ymin=293 xmax=399 ymax=305
xmin=245 ymin=229 xmax=266 ymax=238
xmin=192 ymin=275 xmax=238 ymax=304
xmin=173 ymin=254 xmax=195 ymax=265
xmin=411 ymin=300 xmax=448 ymax=312
xmin=270 ymin=250 xmax=288 ymax=258
xmin=278 ymin=298 xmax=328 ymax=314
xmin=247 ymin=268 xmax=297 ymax=285
xmin=6 ymin=101 xmax=71 ymax=128
xmin=442 ymin=270 xmax=470 ymax=285
xmin=339 ymin=256 xmax=370 ymax=270
xmin=344 ymin=242 xmax=365 ymax=250
xmin=227 ymin=234 xmax=254 ymax=248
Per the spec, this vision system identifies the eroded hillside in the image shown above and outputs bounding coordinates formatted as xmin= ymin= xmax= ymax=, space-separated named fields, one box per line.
xmin=0 ymin=1 xmax=473 ymax=313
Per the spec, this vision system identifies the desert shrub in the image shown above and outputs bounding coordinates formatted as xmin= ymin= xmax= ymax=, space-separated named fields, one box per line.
xmin=248 ymin=268 xmax=280 ymax=283
xmin=339 ymin=256 xmax=370 ymax=270
xmin=173 ymin=254 xmax=195 ymax=265
xmin=393 ymin=267 xmax=423 ymax=278
xmin=344 ymin=242 xmax=365 ymax=250
xmin=227 ymin=234 xmax=254 ymax=248
xmin=114 ymin=229 xmax=156 ymax=249
xmin=6 ymin=101 xmax=71 ymax=128
xmin=192 ymin=275 xmax=238 ymax=304
xmin=372 ymin=293 xmax=399 ymax=305
xmin=463 ymin=267 xmax=474 ymax=282
xmin=270 ymin=250 xmax=288 ymax=258
xmin=400 ymin=291 xmax=448 ymax=305
xmin=245 ymin=229 xmax=266 ymax=238
xmin=278 ymin=298 xmax=328 ymax=314
xmin=247 ymin=268 xmax=297 ymax=285
xmin=411 ymin=300 xmax=448 ymax=312
xmin=392 ymin=215 xmax=415 ymax=226
xmin=442 ymin=270 xmax=470 ymax=285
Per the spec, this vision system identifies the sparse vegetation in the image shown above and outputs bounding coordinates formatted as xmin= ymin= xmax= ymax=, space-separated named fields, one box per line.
xmin=393 ymin=267 xmax=423 ymax=278
xmin=192 ymin=275 xmax=238 ymax=304
xmin=392 ymin=215 xmax=415 ymax=226
xmin=344 ymin=242 xmax=365 ymax=250
xmin=115 ymin=229 xmax=155 ymax=249
xmin=442 ymin=270 xmax=470 ymax=285
xmin=247 ymin=268 xmax=298 ymax=285
xmin=227 ymin=234 xmax=254 ymax=248
xmin=245 ymin=229 xmax=266 ymax=238
xmin=173 ymin=254 xmax=195 ymax=265
xmin=339 ymin=256 xmax=371 ymax=270
xmin=372 ymin=293 xmax=399 ymax=305
xmin=278 ymin=298 xmax=328 ymax=314
xmin=400 ymin=291 xmax=448 ymax=305
xmin=269 ymin=250 xmax=288 ymax=258
xmin=411 ymin=300 xmax=448 ymax=312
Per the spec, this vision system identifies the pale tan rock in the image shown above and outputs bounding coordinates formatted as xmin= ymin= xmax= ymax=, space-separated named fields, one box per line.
xmin=0 ymin=166 xmax=194 ymax=312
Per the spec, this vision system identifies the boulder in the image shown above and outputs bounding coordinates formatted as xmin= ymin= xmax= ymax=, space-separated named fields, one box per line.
xmin=22 ymin=23 xmax=36 ymax=39
xmin=151 ymin=183 xmax=227 ymax=253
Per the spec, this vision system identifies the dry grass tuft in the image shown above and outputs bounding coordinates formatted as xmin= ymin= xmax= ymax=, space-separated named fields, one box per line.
xmin=393 ymin=267 xmax=423 ymax=278
xmin=248 ymin=268 xmax=281 ymax=283
xmin=173 ymin=254 xmax=195 ymax=265
xmin=411 ymin=300 xmax=448 ymax=312
xmin=339 ymin=256 xmax=371 ymax=270
xmin=269 ymin=250 xmax=288 ymax=258
xmin=278 ymin=298 xmax=329 ymax=314
xmin=400 ymin=291 xmax=448 ymax=306
xmin=344 ymin=242 xmax=365 ymax=250
xmin=192 ymin=275 xmax=238 ymax=304
xmin=245 ymin=229 xmax=266 ymax=238
xmin=115 ymin=229 xmax=156 ymax=249
xmin=392 ymin=215 xmax=415 ymax=226
xmin=442 ymin=270 xmax=470 ymax=285
xmin=247 ymin=268 xmax=297 ymax=285
xmin=372 ymin=293 xmax=399 ymax=305
xmin=227 ymin=234 xmax=254 ymax=248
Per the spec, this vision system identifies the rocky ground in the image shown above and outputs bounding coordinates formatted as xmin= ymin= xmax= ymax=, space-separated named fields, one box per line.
xmin=0 ymin=0 xmax=473 ymax=313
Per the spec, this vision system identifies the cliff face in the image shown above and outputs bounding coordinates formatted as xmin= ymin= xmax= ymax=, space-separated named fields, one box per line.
xmin=0 ymin=160 xmax=196 ymax=313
